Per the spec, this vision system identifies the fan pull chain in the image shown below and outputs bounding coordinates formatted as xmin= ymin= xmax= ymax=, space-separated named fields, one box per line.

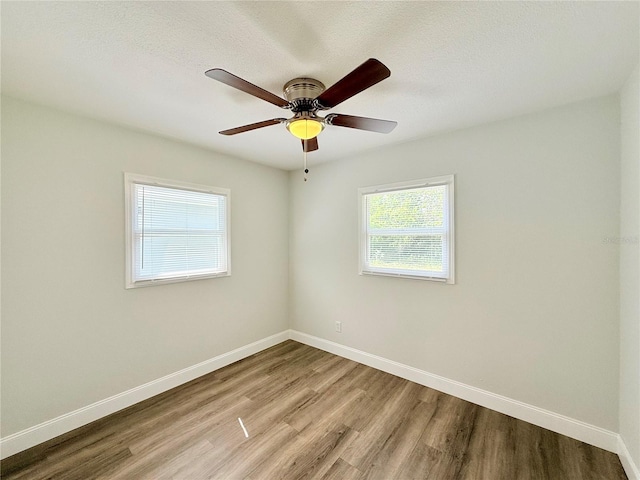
xmin=303 ymin=150 xmax=308 ymax=182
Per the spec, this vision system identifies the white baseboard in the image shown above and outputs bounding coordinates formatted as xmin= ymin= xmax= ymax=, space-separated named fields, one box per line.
xmin=619 ymin=436 xmax=640 ymax=480
xmin=289 ymin=330 xmax=620 ymax=454
xmin=0 ymin=330 xmax=290 ymax=460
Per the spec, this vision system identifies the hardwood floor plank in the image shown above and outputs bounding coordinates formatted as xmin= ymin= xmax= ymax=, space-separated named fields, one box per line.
xmin=1 ymin=340 xmax=627 ymax=480
xmin=457 ymin=407 xmax=517 ymax=480
xmin=360 ymin=398 xmax=437 ymax=480
xmin=246 ymin=421 xmax=357 ymax=480
xmin=320 ymin=458 xmax=362 ymax=480
xmin=340 ymin=380 xmax=424 ymax=470
xmin=125 ymin=393 xmax=251 ymax=457
xmin=557 ymin=431 xmax=628 ymax=480
xmin=419 ymin=392 xmax=479 ymax=458
xmin=513 ymin=420 xmax=548 ymax=480
xmin=207 ymin=421 xmax=299 ymax=479
xmin=303 ymin=357 xmax=360 ymax=394
xmin=283 ymin=384 xmax=366 ymax=433
xmin=9 ymin=445 xmax=132 ymax=480
xmin=395 ymin=441 xmax=445 ymax=480
xmin=229 ymin=386 xmax=317 ymax=440
xmin=130 ymin=439 xmax=218 ymax=480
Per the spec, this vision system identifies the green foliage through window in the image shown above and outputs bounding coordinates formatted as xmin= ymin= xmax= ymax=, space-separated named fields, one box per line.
xmin=367 ymin=186 xmax=445 ymax=230
xmin=363 ymin=184 xmax=450 ymax=277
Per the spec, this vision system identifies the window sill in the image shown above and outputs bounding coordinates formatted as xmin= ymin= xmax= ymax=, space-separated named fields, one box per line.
xmin=126 ymin=271 xmax=230 ymax=289
xmin=359 ymin=270 xmax=453 ymax=284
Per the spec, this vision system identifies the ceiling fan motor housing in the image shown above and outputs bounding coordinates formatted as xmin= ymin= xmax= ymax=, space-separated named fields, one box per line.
xmin=283 ymin=78 xmax=325 ymax=112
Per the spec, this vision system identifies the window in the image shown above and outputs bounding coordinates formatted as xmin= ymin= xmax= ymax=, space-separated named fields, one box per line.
xmin=125 ymin=173 xmax=230 ymax=288
xmin=359 ymin=175 xmax=455 ymax=283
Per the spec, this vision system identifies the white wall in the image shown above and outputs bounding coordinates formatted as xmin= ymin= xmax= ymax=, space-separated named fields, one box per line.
xmin=0 ymin=96 xmax=289 ymax=437
xmin=290 ymin=95 xmax=621 ymax=431
xmin=620 ymin=64 xmax=640 ymax=471
xmin=1 ymin=90 xmax=629 ymax=454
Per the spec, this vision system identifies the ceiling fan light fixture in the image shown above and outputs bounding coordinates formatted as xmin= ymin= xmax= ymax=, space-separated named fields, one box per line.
xmin=287 ymin=118 xmax=324 ymax=140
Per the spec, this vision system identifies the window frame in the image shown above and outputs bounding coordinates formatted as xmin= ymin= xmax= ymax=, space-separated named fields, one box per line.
xmin=124 ymin=173 xmax=231 ymax=289
xmin=358 ymin=175 xmax=455 ymax=284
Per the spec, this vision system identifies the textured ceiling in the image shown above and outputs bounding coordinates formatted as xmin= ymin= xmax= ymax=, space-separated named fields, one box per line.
xmin=2 ymin=1 xmax=638 ymax=170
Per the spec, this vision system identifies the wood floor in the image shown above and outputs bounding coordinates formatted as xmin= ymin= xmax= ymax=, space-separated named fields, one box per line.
xmin=1 ymin=341 xmax=627 ymax=480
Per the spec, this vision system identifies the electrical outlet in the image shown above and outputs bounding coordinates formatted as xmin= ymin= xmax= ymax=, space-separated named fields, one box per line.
xmin=335 ymin=321 xmax=342 ymax=333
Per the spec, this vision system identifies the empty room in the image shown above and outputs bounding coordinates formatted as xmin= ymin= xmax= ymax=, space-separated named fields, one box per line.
xmin=1 ymin=2 xmax=639 ymax=479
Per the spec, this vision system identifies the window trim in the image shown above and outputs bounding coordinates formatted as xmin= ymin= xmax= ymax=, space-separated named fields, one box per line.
xmin=124 ymin=173 xmax=231 ymax=289
xmin=358 ymin=175 xmax=455 ymax=284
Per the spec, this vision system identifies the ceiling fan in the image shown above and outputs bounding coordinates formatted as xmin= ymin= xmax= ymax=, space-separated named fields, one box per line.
xmin=204 ymin=59 xmax=398 ymax=154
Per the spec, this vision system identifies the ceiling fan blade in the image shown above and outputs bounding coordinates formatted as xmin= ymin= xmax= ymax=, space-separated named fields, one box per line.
xmin=314 ymin=59 xmax=391 ymax=110
xmin=205 ymin=68 xmax=290 ymax=108
xmin=219 ymin=118 xmax=286 ymax=135
xmin=326 ymin=114 xmax=397 ymax=133
xmin=302 ymin=137 xmax=319 ymax=152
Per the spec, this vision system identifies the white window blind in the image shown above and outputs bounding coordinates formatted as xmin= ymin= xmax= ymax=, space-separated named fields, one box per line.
xmin=359 ymin=176 xmax=454 ymax=283
xmin=125 ymin=174 xmax=230 ymax=288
